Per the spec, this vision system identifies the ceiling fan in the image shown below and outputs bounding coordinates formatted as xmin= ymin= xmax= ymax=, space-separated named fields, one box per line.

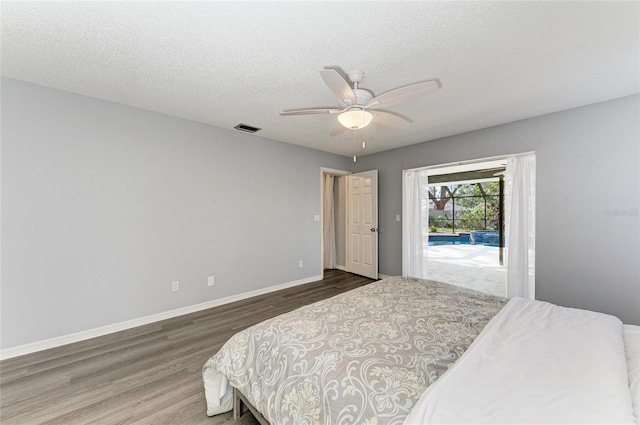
xmin=280 ymin=68 xmax=439 ymax=136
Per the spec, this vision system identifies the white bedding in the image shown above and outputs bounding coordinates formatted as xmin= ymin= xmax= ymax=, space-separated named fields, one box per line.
xmin=404 ymin=297 xmax=637 ymax=424
xmin=624 ymin=324 xmax=640 ymax=425
xmin=202 ymin=277 xmax=506 ymax=422
xmin=202 ymin=367 xmax=232 ymax=415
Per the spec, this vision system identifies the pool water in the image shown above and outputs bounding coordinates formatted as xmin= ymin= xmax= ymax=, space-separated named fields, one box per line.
xmin=429 ymin=236 xmax=464 ymax=245
xmin=428 ymin=231 xmax=499 ymax=246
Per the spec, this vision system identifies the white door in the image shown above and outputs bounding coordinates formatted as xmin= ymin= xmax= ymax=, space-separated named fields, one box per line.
xmin=347 ymin=170 xmax=378 ymax=279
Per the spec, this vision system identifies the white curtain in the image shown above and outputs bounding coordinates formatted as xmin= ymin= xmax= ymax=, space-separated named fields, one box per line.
xmin=323 ymin=174 xmax=337 ymax=269
xmin=403 ymin=169 xmax=429 ymax=278
xmin=504 ymin=154 xmax=536 ymax=299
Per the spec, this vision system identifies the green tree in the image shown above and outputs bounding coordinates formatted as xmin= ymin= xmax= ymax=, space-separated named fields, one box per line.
xmin=455 ymin=182 xmax=500 ymax=231
xmin=427 ymin=182 xmax=500 ymax=232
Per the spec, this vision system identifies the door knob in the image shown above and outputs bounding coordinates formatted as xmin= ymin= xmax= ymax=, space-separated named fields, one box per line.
xmin=371 ymin=227 xmax=378 ymax=232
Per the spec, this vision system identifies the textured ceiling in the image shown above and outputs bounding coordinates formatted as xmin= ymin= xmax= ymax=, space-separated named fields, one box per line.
xmin=2 ymin=1 xmax=638 ymax=157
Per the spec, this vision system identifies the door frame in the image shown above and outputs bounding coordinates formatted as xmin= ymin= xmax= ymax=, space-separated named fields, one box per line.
xmin=402 ymin=156 xmax=508 ymax=277
xmin=401 ymin=153 xmax=536 ymax=297
xmin=320 ymin=167 xmax=351 ymax=279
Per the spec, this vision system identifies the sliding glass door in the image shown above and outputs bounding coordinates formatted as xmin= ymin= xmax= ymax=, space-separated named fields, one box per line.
xmin=403 ymin=154 xmax=535 ymax=299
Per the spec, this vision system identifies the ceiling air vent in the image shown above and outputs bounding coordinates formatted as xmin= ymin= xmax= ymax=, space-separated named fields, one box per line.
xmin=234 ymin=123 xmax=261 ymax=133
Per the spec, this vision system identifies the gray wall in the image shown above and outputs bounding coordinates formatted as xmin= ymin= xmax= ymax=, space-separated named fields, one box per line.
xmin=1 ymin=78 xmax=352 ymax=349
xmin=2 ymin=77 xmax=638 ymax=352
xmin=353 ymin=95 xmax=640 ymax=325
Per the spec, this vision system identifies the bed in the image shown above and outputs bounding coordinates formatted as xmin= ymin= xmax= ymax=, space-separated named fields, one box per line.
xmin=202 ymin=276 xmax=639 ymax=424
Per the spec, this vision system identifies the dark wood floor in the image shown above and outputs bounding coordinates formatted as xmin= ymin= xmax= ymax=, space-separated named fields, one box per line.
xmin=0 ymin=270 xmax=375 ymax=424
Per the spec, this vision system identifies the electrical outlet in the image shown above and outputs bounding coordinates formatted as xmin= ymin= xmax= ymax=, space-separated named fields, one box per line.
xmin=208 ymin=276 xmax=215 ymax=286
xmin=298 ymin=260 xmax=303 ymax=268
xmin=172 ymin=281 xmax=179 ymax=292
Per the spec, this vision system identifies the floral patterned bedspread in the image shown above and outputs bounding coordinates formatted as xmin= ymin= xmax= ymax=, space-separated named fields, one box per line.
xmin=203 ymin=276 xmax=506 ymax=425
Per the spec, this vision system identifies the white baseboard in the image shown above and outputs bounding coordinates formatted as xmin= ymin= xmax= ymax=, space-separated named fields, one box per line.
xmin=378 ymin=273 xmax=395 ymax=280
xmin=0 ymin=274 xmax=322 ymax=361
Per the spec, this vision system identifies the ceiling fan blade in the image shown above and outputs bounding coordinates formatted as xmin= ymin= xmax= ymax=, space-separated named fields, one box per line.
xmin=366 ymin=80 xmax=439 ymax=109
xmin=319 ymin=69 xmax=356 ymax=104
xmin=280 ymin=108 xmax=342 ymax=116
xmin=330 ymin=123 xmax=347 ymax=137
xmin=371 ymin=110 xmax=412 ymax=128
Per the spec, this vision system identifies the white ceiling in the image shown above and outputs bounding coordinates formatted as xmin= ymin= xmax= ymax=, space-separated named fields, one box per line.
xmin=2 ymin=1 xmax=638 ymax=157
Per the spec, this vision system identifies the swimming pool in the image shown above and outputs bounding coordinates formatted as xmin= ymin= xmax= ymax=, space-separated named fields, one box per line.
xmin=428 ymin=231 xmax=499 ymax=246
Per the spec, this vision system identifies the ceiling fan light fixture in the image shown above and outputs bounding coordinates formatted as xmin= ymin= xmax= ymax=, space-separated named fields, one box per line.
xmin=338 ymin=109 xmax=373 ymax=130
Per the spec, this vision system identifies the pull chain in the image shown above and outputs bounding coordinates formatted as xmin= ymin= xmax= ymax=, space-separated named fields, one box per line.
xmin=353 ymin=129 xmax=357 ymax=162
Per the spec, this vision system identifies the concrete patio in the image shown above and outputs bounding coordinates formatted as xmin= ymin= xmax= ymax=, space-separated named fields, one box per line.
xmin=425 ymin=244 xmax=506 ymax=297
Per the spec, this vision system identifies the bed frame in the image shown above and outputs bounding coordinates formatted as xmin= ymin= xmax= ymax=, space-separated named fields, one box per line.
xmin=232 ymin=387 xmax=270 ymax=425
